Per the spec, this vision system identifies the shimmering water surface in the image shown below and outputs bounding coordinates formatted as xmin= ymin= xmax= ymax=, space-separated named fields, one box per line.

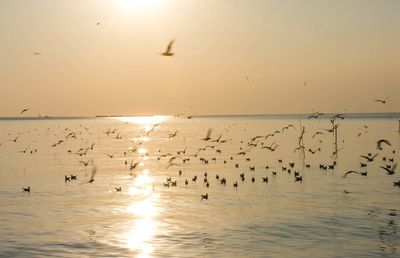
xmin=1 ymin=115 xmax=400 ymax=257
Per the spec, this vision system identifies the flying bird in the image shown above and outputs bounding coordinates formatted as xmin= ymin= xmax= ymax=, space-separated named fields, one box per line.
xmin=130 ymin=161 xmax=140 ymax=170
xmin=380 ymin=163 xmax=397 ymax=175
xmin=201 ymin=193 xmax=208 ymax=201
xmin=374 ymin=97 xmax=388 ymax=104
xmin=360 ymin=153 xmax=378 ymax=162
xmin=377 ymin=139 xmax=391 ymax=150
xmin=20 ymin=108 xmax=30 ymax=114
xmin=161 ymin=40 xmax=175 ymax=56
xmin=88 ymin=166 xmax=97 ymax=183
xmin=343 ymin=170 xmax=367 ymax=178
xmin=201 ymin=128 xmax=213 ymax=141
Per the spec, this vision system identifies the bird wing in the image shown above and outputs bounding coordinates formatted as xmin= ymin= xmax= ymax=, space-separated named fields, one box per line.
xmin=166 ymin=40 xmax=174 ymax=52
xmin=89 ymin=166 xmax=97 ymax=182
xmin=343 ymin=171 xmax=359 ymax=178
xmin=205 ymin=128 xmax=212 ymax=140
xmin=380 ymin=166 xmax=390 ymax=173
xmin=377 ymin=139 xmax=391 ymax=149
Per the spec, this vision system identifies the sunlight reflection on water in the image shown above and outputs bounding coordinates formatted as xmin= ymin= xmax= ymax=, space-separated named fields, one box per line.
xmin=1 ymin=116 xmax=400 ymax=257
xmin=125 ymin=169 xmax=159 ymax=257
xmin=116 ymin=116 xmax=169 ymax=125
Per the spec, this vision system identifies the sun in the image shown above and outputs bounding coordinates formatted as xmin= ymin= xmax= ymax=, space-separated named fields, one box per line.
xmin=118 ymin=0 xmax=163 ymax=12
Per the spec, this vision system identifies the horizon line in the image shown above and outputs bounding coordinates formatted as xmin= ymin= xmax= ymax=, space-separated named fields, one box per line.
xmin=0 ymin=111 xmax=399 ymax=120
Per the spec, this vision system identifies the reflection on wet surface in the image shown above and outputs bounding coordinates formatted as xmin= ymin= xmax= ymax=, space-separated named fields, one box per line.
xmin=0 ymin=116 xmax=399 ymax=257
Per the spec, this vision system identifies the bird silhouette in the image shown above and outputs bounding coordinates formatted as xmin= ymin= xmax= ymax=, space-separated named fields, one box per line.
xmin=201 ymin=193 xmax=208 ymax=201
xmin=343 ymin=170 xmax=367 ymax=178
xmin=377 ymin=139 xmax=391 ymax=150
xmin=161 ymin=40 xmax=175 ymax=56
xmin=360 ymin=153 xmax=378 ymax=162
xmin=374 ymin=98 xmax=388 ymax=104
xmin=380 ymin=163 xmax=397 ymax=175
xmin=87 ymin=165 xmax=97 ymax=183
xmin=201 ymin=128 xmax=213 ymax=141
xmin=130 ymin=161 xmax=139 ymax=170
xmin=20 ymin=108 xmax=30 ymax=114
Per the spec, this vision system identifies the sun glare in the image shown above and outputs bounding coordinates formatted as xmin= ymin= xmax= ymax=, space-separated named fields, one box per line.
xmin=118 ymin=0 xmax=163 ymax=13
xmin=117 ymin=115 xmax=169 ymax=125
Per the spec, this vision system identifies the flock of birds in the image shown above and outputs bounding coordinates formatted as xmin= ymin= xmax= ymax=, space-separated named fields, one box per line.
xmin=10 ymin=109 xmax=400 ymax=202
xmin=12 ymin=42 xmax=400 ymax=198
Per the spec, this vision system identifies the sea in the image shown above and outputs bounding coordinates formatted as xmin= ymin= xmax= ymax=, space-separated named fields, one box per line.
xmin=0 ymin=113 xmax=399 ymax=257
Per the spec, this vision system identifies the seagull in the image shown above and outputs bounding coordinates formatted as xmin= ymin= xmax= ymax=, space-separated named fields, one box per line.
xmin=308 ymin=111 xmax=324 ymax=119
xmin=20 ymin=108 xmax=30 ymax=114
xmin=201 ymin=128 xmax=213 ymax=141
xmin=374 ymin=97 xmax=388 ymax=104
xmin=161 ymin=40 xmax=175 ymax=56
xmin=85 ymin=165 xmax=97 ymax=183
xmin=343 ymin=170 xmax=367 ymax=178
xmin=130 ymin=161 xmax=140 ymax=170
xmin=377 ymin=139 xmax=391 ymax=150
xmin=312 ymin=131 xmax=325 ymax=138
xmin=380 ymin=163 xmax=397 ymax=175
xmin=360 ymin=153 xmax=378 ymax=162
xmin=80 ymin=160 xmax=90 ymax=166
xmin=22 ymin=186 xmax=31 ymax=192
xmin=282 ymin=124 xmax=294 ymax=132
xmin=332 ymin=113 xmax=345 ymax=120
xmin=169 ymin=130 xmax=178 ymax=138
xmin=201 ymin=193 xmax=208 ymax=201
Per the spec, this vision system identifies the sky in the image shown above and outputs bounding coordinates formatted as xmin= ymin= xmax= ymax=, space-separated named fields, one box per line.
xmin=0 ymin=0 xmax=399 ymax=116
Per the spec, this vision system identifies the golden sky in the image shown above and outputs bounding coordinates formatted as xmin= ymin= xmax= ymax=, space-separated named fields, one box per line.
xmin=0 ymin=0 xmax=399 ymax=116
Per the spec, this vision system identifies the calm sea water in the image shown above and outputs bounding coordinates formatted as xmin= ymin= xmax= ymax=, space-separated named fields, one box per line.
xmin=0 ymin=115 xmax=399 ymax=257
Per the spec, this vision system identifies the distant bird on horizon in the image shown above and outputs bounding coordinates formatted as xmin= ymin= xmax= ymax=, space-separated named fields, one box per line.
xmin=308 ymin=111 xmax=324 ymax=119
xmin=22 ymin=186 xmax=31 ymax=193
xmin=20 ymin=108 xmax=30 ymax=114
xmin=161 ymin=40 xmax=175 ymax=56
xmin=374 ymin=97 xmax=388 ymax=104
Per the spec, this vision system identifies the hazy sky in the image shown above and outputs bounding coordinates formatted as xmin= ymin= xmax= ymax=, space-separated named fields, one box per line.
xmin=0 ymin=0 xmax=399 ymax=116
